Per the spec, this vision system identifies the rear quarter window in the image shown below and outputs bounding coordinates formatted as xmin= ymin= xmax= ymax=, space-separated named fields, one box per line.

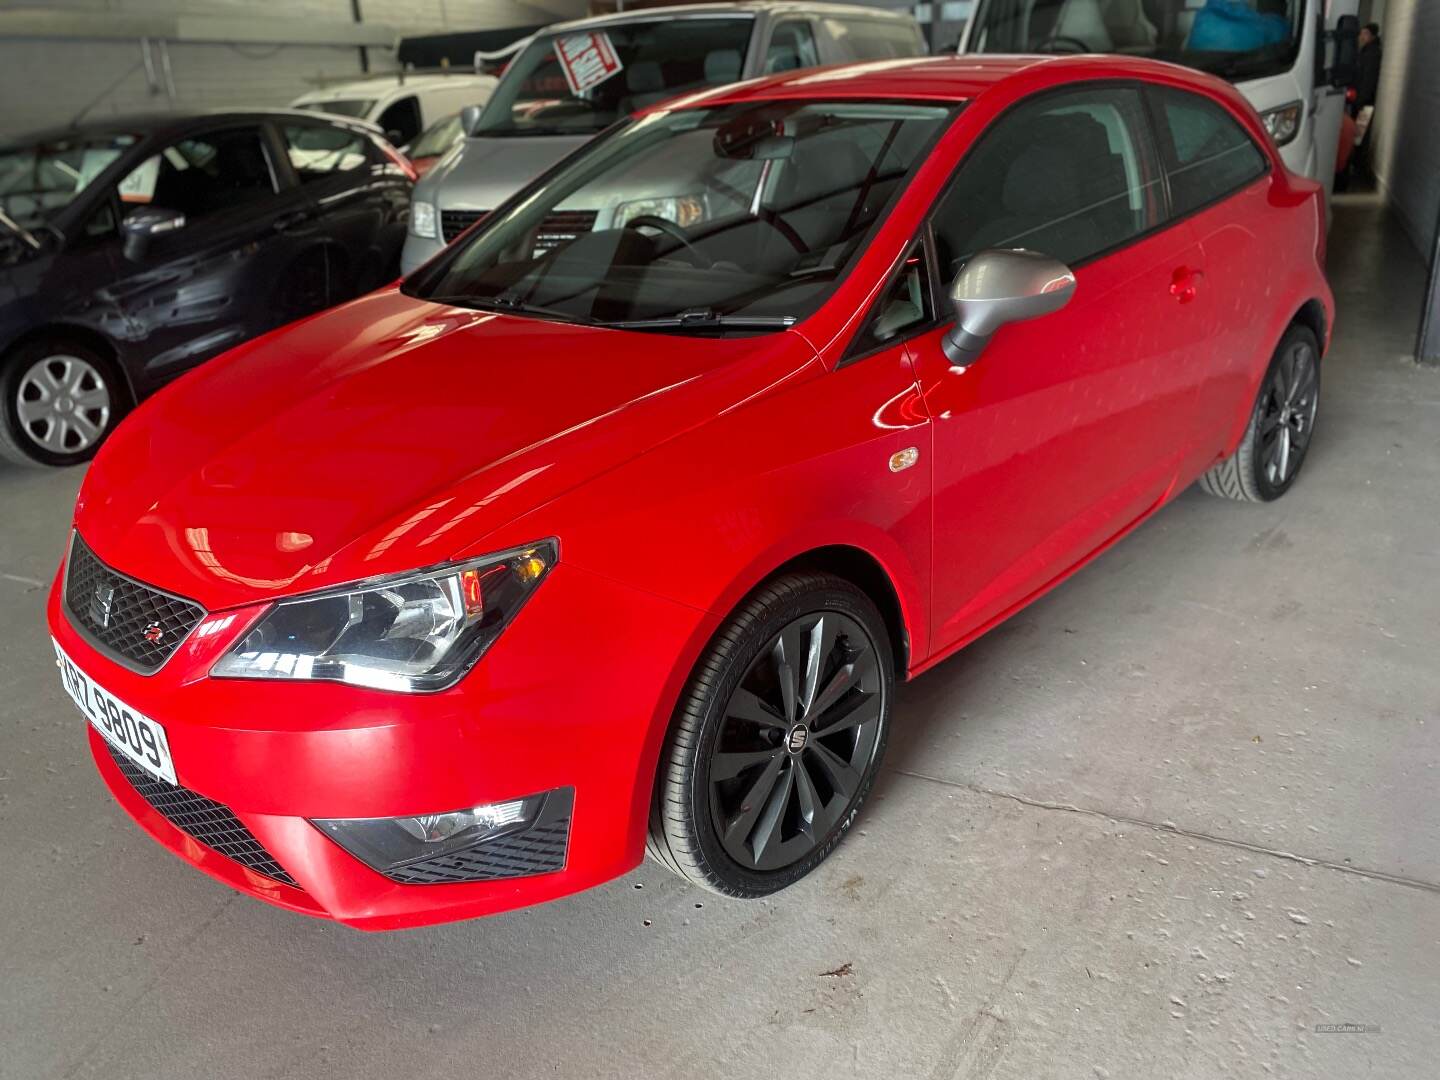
xmin=1151 ymin=88 xmax=1268 ymax=217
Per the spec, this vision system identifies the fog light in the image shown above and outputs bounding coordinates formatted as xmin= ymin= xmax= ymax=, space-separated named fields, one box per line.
xmin=313 ymin=793 xmax=546 ymax=875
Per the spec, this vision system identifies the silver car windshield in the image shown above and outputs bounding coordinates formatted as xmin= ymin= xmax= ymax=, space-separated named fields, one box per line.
xmin=474 ymin=17 xmax=756 ymax=138
xmin=970 ymin=0 xmax=1303 ymax=83
xmin=408 ymin=101 xmax=954 ymax=330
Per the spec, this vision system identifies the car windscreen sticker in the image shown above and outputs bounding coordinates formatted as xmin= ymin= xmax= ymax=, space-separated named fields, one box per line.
xmin=554 ymin=32 xmax=624 ymax=96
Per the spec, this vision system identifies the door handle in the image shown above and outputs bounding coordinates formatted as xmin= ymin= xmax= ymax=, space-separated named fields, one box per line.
xmin=1170 ymin=266 xmax=1204 ymax=304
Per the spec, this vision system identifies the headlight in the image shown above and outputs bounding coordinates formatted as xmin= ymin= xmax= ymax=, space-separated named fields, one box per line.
xmin=1260 ymin=102 xmax=1303 ymax=148
xmin=410 ymin=199 xmax=438 ymax=238
xmin=612 ymin=195 xmax=705 ymax=229
xmin=212 ymin=540 xmax=556 ymax=692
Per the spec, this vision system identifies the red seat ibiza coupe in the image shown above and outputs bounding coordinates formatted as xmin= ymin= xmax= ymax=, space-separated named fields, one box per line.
xmin=47 ymin=56 xmax=1330 ymax=929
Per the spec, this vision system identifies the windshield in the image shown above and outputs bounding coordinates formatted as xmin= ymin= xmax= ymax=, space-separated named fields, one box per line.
xmin=296 ymin=98 xmax=375 ymax=119
xmin=969 ymin=0 xmax=1304 ymax=82
xmin=408 ymin=100 xmax=953 ymax=329
xmin=409 ymin=112 xmax=462 ymax=157
xmin=0 ymin=134 xmax=134 ymax=232
xmin=473 ymin=17 xmax=756 ymax=138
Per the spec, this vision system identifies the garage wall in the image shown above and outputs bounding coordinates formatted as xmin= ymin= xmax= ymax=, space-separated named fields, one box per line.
xmin=1369 ymin=0 xmax=1440 ymax=258
xmin=0 ymin=0 xmax=580 ymax=135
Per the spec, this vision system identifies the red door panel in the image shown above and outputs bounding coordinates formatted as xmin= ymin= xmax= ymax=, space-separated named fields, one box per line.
xmin=1182 ymin=177 xmax=1283 ymax=463
xmin=911 ymin=220 xmax=1209 ymax=657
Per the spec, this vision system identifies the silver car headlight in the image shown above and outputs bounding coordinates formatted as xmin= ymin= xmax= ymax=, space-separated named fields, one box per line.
xmin=612 ymin=194 xmax=705 ymax=229
xmin=212 ymin=540 xmax=556 ymax=692
xmin=1260 ymin=102 xmax=1302 ymax=148
xmin=410 ymin=199 xmax=438 ymax=239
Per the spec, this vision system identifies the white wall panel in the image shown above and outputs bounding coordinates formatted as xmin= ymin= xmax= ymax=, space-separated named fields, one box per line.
xmin=1369 ymin=0 xmax=1440 ymax=258
xmin=0 ymin=0 xmax=575 ymax=135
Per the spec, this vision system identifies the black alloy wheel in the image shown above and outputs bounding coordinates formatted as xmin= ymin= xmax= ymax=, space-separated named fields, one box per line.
xmin=649 ymin=572 xmax=893 ymax=897
xmin=1198 ymin=323 xmax=1321 ymax=502
xmin=1254 ymin=331 xmax=1320 ymax=492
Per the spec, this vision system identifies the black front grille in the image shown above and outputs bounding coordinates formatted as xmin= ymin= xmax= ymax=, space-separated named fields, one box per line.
xmin=439 ymin=208 xmax=598 ymax=247
xmin=385 ymin=789 xmax=573 ymax=885
xmin=441 ymin=208 xmax=486 ymax=242
xmin=103 ymin=742 xmax=298 ymax=887
xmin=64 ymin=534 xmax=203 ymax=673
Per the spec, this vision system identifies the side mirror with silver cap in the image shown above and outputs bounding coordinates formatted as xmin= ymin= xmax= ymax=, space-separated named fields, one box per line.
xmin=459 ymin=104 xmax=484 ymax=137
xmin=943 ymin=248 xmax=1077 ymax=364
xmin=121 ymin=206 xmax=186 ymax=262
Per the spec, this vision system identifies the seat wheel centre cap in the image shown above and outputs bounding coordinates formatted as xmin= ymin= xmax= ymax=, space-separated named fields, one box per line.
xmin=786 ymin=724 xmax=809 ymax=754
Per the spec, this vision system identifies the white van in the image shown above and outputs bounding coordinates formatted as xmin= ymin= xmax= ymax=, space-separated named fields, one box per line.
xmin=958 ymin=0 xmax=1361 ymax=204
xmin=291 ymin=73 xmax=498 ymax=150
xmin=401 ymin=2 xmax=927 ymax=272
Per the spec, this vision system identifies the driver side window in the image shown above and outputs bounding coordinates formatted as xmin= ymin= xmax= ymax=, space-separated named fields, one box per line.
xmin=930 ymin=85 xmax=1163 ymax=275
xmin=116 ymin=128 xmax=275 ymax=221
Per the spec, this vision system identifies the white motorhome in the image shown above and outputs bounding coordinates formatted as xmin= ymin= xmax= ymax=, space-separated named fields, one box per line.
xmin=958 ymin=0 xmax=1360 ymax=200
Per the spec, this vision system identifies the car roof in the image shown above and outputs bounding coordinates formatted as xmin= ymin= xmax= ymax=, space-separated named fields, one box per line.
xmin=2 ymin=109 xmax=379 ymax=149
xmin=669 ymin=53 xmax=1249 ymax=109
xmin=540 ymin=1 xmax=915 ymax=35
xmin=293 ymin=73 xmax=495 ymax=101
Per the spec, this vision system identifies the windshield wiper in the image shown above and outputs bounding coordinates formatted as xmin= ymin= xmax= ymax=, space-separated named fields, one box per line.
xmin=426 ymin=292 xmax=594 ymax=324
xmin=603 ymin=308 xmax=797 ymax=332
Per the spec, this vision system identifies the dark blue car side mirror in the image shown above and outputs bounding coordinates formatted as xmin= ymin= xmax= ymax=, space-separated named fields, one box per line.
xmin=121 ymin=206 xmax=186 ymax=261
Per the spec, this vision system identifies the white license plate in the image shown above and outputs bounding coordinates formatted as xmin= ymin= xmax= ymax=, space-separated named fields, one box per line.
xmin=53 ymin=638 xmax=177 ymax=785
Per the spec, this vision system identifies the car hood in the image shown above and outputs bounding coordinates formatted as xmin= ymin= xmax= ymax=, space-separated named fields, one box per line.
xmin=76 ymin=288 xmax=818 ymax=611
xmin=420 ymin=134 xmax=590 ymax=211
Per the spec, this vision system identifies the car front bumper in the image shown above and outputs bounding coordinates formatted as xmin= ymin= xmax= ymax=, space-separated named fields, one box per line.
xmin=47 ymin=557 xmax=704 ymax=930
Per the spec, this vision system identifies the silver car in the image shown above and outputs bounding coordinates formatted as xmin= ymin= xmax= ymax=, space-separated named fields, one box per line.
xmin=401 ymin=1 xmax=925 ymax=273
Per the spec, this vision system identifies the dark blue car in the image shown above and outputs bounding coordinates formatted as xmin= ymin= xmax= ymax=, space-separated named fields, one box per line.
xmin=0 ymin=110 xmax=414 ymax=467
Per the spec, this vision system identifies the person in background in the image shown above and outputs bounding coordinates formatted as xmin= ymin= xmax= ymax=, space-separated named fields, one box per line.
xmin=1347 ymin=21 xmax=1382 ymax=177
xmin=1352 ymin=22 xmax=1382 ymax=116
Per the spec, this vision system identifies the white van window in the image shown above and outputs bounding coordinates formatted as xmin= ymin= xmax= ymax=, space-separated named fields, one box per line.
xmin=969 ymin=0 xmax=1303 ymax=83
xmin=474 ymin=17 xmax=755 ymax=138
xmin=378 ymin=96 xmax=423 ymax=146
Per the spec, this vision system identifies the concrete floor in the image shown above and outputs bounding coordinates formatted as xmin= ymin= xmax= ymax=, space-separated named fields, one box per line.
xmin=3 ymin=194 xmax=1437 ymax=1080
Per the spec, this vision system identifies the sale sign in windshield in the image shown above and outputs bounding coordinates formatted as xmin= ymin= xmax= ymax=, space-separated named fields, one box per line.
xmin=554 ymin=32 xmax=624 ymax=95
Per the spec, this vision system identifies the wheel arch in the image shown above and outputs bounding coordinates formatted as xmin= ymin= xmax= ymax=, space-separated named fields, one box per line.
xmin=0 ymin=323 xmax=135 ymax=406
xmin=763 ymin=545 xmax=911 ymax=678
xmin=1221 ymin=296 xmax=1330 ymax=458
xmin=1294 ymin=297 xmax=1329 ymax=356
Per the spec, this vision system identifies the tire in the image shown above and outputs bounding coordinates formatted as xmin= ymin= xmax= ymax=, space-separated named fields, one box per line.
xmin=0 ymin=337 xmax=129 ymax=468
xmin=1197 ymin=323 xmax=1321 ymax=502
xmin=647 ymin=572 xmax=894 ymax=898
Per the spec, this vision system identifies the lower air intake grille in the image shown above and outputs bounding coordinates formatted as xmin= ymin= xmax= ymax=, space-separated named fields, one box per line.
xmin=385 ymin=788 xmax=573 ymax=885
xmin=64 ymin=533 xmax=203 ymax=673
xmin=103 ymin=742 xmax=298 ymax=887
